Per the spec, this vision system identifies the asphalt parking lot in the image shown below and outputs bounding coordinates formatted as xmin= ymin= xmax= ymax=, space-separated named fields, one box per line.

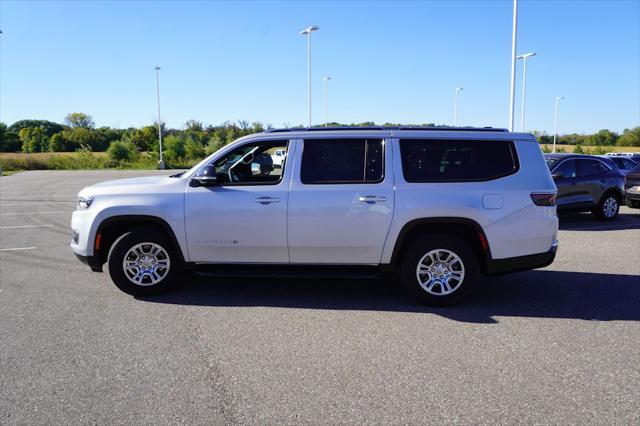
xmin=1 ymin=170 xmax=639 ymax=424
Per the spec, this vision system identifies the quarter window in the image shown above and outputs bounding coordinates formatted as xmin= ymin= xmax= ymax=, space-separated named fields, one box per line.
xmin=301 ymin=139 xmax=384 ymax=184
xmin=399 ymin=139 xmax=518 ymax=182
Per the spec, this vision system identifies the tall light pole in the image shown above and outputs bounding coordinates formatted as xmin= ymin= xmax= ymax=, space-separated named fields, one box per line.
xmin=154 ymin=66 xmax=164 ymax=169
xmin=553 ymin=96 xmax=565 ymax=153
xmin=323 ymin=76 xmax=332 ymax=127
xmin=508 ymin=0 xmax=518 ymax=131
xmin=516 ymin=52 xmax=536 ymax=132
xmin=454 ymin=87 xmax=463 ymax=126
xmin=300 ymin=25 xmax=319 ymax=128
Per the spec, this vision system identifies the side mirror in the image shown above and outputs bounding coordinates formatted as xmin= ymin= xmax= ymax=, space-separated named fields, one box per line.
xmin=551 ymin=172 xmax=564 ymax=180
xmin=189 ymin=175 xmax=218 ymax=187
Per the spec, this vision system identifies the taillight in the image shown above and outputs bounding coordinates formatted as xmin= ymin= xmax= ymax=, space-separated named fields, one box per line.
xmin=531 ymin=193 xmax=556 ymax=206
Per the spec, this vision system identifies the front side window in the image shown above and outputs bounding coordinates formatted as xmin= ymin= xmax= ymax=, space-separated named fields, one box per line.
xmin=301 ymin=139 xmax=384 ymax=184
xmin=577 ymin=159 xmax=609 ymax=177
xmin=196 ymin=140 xmax=288 ymax=185
xmin=399 ymin=139 xmax=518 ymax=182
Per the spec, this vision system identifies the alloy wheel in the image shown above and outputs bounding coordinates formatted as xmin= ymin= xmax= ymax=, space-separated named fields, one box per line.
xmin=416 ymin=249 xmax=465 ymax=296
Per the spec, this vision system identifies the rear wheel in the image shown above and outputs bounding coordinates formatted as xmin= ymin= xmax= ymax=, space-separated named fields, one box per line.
xmin=108 ymin=228 xmax=178 ymax=296
xmin=400 ymin=235 xmax=479 ymax=306
xmin=594 ymin=192 xmax=620 ymax=221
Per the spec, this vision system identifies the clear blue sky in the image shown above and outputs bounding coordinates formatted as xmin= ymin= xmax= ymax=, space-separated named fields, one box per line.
xmin=1 ymin=0 xmax=638 ymax=134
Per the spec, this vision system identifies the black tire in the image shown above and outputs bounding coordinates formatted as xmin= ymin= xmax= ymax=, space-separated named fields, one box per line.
xmin=593 ymin=192 xmax=620 ymax=221
xmin=107 ymin=227 xmax=178 ymax=296
xmin=399 ymin=235 xmax=479 ymax=306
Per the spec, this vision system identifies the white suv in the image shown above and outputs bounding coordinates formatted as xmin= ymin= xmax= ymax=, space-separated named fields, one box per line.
xmin=71 ymin=127 xmax=558 ymax=305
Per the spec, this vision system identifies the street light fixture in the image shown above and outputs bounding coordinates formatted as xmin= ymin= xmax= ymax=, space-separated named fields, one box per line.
xmin=516 ymin=52 xmax=536 ymax=131
xmin=454 ymin=87 xmax=463 ymax=126
xmin=300 ymin=25 xmax=319 ymax=127
xmin=323 ymin=76 xmax=332 ymax=127
xmin=154 ymin=66 xmax=164 ymax=169
xmin=553 ymin=96 xmax=565 ymax=153
xmin=508 ymin=0 xmax=518 ymax=131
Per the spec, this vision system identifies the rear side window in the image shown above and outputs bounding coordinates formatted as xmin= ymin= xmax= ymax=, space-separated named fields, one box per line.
xmin=577 ymin=159 xmax=610 ymax=177
xmin=301 ymin=139 xmax=384 ymax=184
xmin=399 ymin=139 xmax=518 ymax=182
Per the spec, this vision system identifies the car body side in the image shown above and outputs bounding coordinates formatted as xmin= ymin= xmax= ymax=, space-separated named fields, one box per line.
xmin=71 ymin=130 xmax=558 ymax=275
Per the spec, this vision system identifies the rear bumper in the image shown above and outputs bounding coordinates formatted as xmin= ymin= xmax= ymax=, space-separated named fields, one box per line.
xmin=74 ymin=252 xmax=103 ymax=272
xmin=484 ymin=241 xmax=557 ymax=275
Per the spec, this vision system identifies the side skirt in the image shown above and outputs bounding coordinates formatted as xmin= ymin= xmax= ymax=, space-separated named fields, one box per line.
xmin=193 ymin=264 xmax=388 ymax=280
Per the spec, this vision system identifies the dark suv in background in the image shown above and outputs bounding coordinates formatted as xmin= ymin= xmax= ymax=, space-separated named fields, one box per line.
xmin=545 ymin=154 xmax=625 ymax=221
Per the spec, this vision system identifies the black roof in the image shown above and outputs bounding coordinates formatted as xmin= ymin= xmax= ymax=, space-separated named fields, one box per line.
xmin=264 ymin=126 xmax=508 ymax=133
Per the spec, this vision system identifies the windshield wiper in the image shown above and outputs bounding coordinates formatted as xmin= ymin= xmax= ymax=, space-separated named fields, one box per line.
xmin=169 ymin=171 xmax=185 ymax=178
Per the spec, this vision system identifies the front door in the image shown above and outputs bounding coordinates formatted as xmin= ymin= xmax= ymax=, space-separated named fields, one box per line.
xmin=184 ymin=139 xmax=293 ymax=263
xmin=287 ymin=137 xmax=395 ymax=264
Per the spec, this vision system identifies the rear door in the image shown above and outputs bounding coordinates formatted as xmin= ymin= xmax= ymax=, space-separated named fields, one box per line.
xmin=576 ymin=159 xmax=612 ymax=206
xmin=287 ymin=137 xmax=394 ymax=264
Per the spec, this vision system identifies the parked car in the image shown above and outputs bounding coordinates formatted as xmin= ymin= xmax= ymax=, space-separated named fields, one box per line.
xmin=605 ymin=152 xmax=640 ymax=162
xmin=545 ymin=154 xmax=625 ymax=220
xmin=271 ymin=149 xmax=287 ymax=167
xmin=71 ymin=127 xmax=558 ymax=306
xmin=600 ymin=155 xmax=637 ymax=176
xmin=624 ymin=162 xmax=640 ymax=209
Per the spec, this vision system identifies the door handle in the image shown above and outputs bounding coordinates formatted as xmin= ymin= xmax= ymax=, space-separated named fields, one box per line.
xmin=254 ymin=196 xmax=280 ymax=205
xmin=358 ymin=195 xmax=387 ymax=204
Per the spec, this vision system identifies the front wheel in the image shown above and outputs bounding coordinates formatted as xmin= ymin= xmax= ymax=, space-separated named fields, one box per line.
xmin=108 ymin=228 xmax=178 ymax=296
xmin=594 ymin=193 xmax=620 ymax=221
xmin=400 ymin=235 xmax=479 ymax=306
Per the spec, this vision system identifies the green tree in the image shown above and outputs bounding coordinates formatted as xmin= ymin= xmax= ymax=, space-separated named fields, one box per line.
xmin=185 ymin=137 xmax=205 ymax=160
xmin=8 ymin=119 xmax=65 ymax=137
xmin=107 ymin=141 xmax=133 ymax=162
xmin=49 ymin=133 xmax=66 ymax=151
xmin=617 ymin=127 xmax=640 ymax=147
xmin=589 ymin=129 xmax=618 ymax=146
xmin=0 ymin=123 xmax=22 ymax=152
xmin=125 ymin=125 xmax=157 ymax=151
xmin=65 ymin=112 xmax=95 ymax=129
xmin=19 ymin=127 xmax=49 ymax=152
xmin=164 ymin=134 xmax=186 ymax=162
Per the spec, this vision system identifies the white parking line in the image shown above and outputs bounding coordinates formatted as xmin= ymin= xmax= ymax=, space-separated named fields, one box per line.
xmin=0 ymin=225 xmax=55 ymax=229
xmin=0 ymin=247 xmax=36 ymax=252
xmin=0 ymin=211 xmax=68 ymax=216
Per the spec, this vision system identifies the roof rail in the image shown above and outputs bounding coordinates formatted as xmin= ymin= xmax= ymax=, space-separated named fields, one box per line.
xmin=263 ymin=126 xmax=509 ymax=133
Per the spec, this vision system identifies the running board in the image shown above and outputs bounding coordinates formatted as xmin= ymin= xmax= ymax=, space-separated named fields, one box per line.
xmin=194 ymin=264 xmax=383 ymax=280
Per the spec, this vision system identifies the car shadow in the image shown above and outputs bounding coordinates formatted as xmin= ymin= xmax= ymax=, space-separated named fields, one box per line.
xmin=559 ymin=211 xmax=640 ymax=231
xmin=139 ymin=269 xmax=640 ymax=324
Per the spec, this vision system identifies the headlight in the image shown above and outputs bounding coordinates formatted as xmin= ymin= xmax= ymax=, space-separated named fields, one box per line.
xmin=77 ymin=196 xmax=95 ymax=209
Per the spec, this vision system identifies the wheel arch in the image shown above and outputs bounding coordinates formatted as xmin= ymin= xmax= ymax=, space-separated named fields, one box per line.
xmin=94 ymin=215 xmax=187 ymax=270
xmin=388 ymin=217 xmax=492 ymax=274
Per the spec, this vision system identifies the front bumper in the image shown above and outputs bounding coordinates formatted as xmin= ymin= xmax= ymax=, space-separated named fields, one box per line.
xmin=484 ymin=241 xmax=558 ymax=275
